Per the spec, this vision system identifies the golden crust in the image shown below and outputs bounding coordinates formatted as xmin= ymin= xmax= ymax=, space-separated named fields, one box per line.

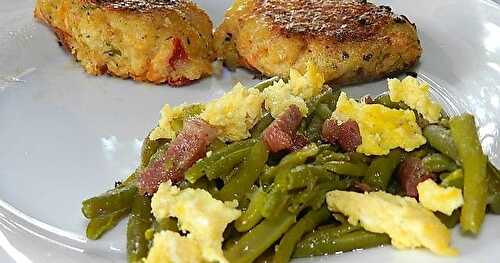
xmin=34 ymin=0 xmax=215 ymax=86
xmin=214 ymin=0 xmax=422 ymax=85
xmin=256 ymin=0 xmax=400 ymax=43
xmin=87 ymin=0 xmax=183 ymax=12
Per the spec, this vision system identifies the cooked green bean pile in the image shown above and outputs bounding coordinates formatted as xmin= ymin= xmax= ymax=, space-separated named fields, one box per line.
xmin=81 ymin=78 xmax=500 ymax=262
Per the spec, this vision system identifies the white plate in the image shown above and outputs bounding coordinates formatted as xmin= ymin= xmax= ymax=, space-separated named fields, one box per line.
xmin=1 ymin=0 xmax=499 ymax=262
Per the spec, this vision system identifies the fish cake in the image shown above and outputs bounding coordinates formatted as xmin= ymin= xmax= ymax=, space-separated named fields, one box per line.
xmin=214 ymin=0 xmax=422 ymax=85
xmin=34 ymin=0 xmax=215 ymax=86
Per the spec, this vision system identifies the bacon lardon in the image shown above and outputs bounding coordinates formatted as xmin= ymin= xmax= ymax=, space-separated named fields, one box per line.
xmin=398 ymin=157 xmax=436 ymax=198
xmin=262 ymin=105 xmax=303 ymax=153
xmin=322 ymin=118 xmax=362 ymax=152
xmin=139 ymin=118 xmax=217 ymax=195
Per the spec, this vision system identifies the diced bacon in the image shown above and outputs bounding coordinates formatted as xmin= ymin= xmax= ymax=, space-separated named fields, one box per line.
xmin=337 ymin=120 xmax=362 ymax=152
xmin=398 ymin=157 xmax=436 ymax=198
xmin=322 ymin=118 xmax=340 ymax=144
xmin=289 ymin=134 xmax=309 ymax=152
xmin=262 ymin=105 xmax=303 ymax=153
xmin=139 ymin=118 xmax=217 ymax=195
xmin=321 ymin=118 xmax=362 ymax=152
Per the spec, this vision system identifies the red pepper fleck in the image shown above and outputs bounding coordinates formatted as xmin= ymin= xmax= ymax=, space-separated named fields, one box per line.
xmin=167 ymin=77 xmax=192 ymax=86
xmin=168 ymin=38 xmax=188 ymax=69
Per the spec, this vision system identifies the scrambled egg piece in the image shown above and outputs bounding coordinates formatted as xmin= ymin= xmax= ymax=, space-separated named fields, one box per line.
xmin=200 ymin=83 xmax=264 ymax=141
xmin=331 ymin=92 xmax=426 ymax=155
xmin=288 ymin=62 xmax=325 ymax=100
xmin=149 ymin=182 xmax=241 ymax=263
xmin=417 ymin=179 xmax=464 ymax=216
xmin=146 ymin=231 xmax=202 ymax=263
xmin=150 ymin=103 xmax=205 ymax=140
xmin=388 ymin=76 xmax=442 ymax=123
xmin=326 ymin=190 xmax=458 ymax=256
xmin=263 ymin=62 xmax=325 ymax=118
xmin=263 ymin=79 xmax=308 ymax=117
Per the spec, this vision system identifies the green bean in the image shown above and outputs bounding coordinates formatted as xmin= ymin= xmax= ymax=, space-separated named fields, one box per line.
xmin=288 ymin=188 xmax=316 ymax=213
xmin=262 ymin=144 xmax=319 ymax=183
xmin=307 ymin=178 xmax=352 ymax=210
xmin=253 ymin=76 xmax=280 ymax=91
xmin=289 ymin=176 xmax=352 ymax=212
xmin=440 ymin=169 xmax=464 ymax=189
xmin=127 ymin=195 xmax=154 ymax=263
xmin=293 ymin=229 xmax=390 ymax=258
xmin=323 ymin=161 xmax=368 ymax=177
xmin=489 ymin=193 xmax=500 ymax=214
xmin=261 ymin=190 xmax=289 ymax=218
xmin=223 ymin=224 xmax=243 ymax=248
xmin=346 ymin=152 xmax=372 ymax=164
xmin=86 ymin=208 xmax=130 ymax=240
xmin=286 ymin=165 xmax=328 ymax=190
xmin=315 ymin=103 xmax=333 ymax=119
xmin=170 ymin=104 xmax=205 ymax=133
xmin=216 ymin=141 xmax=269 ymax=202
xmin=423 ymin=125 xmax=459 ymax=161
xmin=140 ymin=134 xmax=166 ymax=168
xmin=155 ymin=217 xmax=178 ymax=232
xmin=298 ymin=118 xmax=308 ymax=134
xmin=295 ymin=223 xmax=360 ymax=252
xmin=262 ymin=168 xmax=308 ymax=218
xmin=363 ymin=150 xmax=401 ymax=190
xmin=317 ymin=143 xmax=336 ymax=152
xmin=315 ymin=151 xmax=349 ymax=164
xmin=435 ymin=210 xmax=460 ymax=229
xmin=254 ymin=248 xmax=274 ymax=263
xmin=318 ymin=89 xmax=341 ymax=110
xmin=305 ymin=115 xmax=325 ymax=142
xmin=235 ymin=189 xmax=267 ymax=232
xmin=262 ymin=165 xmax=328 ymax=216
xmin=122 ymin=171 xmax=139 ymax=186
xmin=307 ymin=89 xmax=339 ymax=114
xmin=489 ymin=162 xmax=500 ymax=181
xmin=305 ymin=103 xmax=333 ymax=142
xmin=273 ymin=208 xmax=331 ymax=263
xmin=145 ymin=217 xmax=179 ymax=242
xmin=274 ymin=144 xmax=319 ymax=171
xmin=403 ymin=145 xmax=433 ymax=160
xmin=82 ymin=183 xmax=137 ymax=219
xmin=422 ymin=153 xmax=458 ymax=173
xmin=488 ymin=165 xmax=500 ymax=214
xmin=224 ymin=210 xmax=296 ymax=263
xmin=374 ymin=94 xmax=410 ymax=109
xmin=185 ymin=139 xmax=257 ymax=183
xmin=488 ymin=165 xmax=500 ymax=194
xmin=450 ymin=114 xmax=487 ymax=234
xmin=251 ymin=113 xmax=274 ymax=138
xmin=208 ymin=138 xmax=226 ymax=152
xmin=206 ymin=147 xmax=250 ymax=180
xmin=178 ymin=176 xmax=208 ymax=190
xmin=184 ymin=165 xmax=204 ymax=184
xmin=222 ymin=167 xmax=239 ymax=185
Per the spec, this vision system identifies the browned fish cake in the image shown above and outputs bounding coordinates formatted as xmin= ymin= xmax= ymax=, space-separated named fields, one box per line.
xmin=214 ymin=0 xmax=422 ymax=85
xmin=34 ymin=0 xmax=215 ymax=86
